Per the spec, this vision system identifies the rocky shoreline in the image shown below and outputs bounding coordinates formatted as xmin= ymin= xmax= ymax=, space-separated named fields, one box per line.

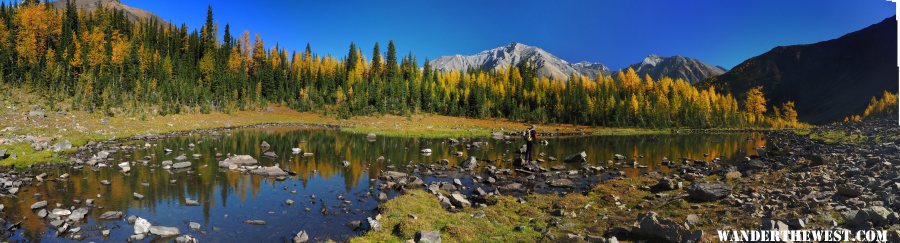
xmin=367 ymin=118 xmax=900 ymax=242
xmin=1 ymin=118 xmax=898 ymax=242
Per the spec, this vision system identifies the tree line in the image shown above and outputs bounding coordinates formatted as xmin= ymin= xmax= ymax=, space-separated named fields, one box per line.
xmin=0 ymin=1 xmax=799 ymax=128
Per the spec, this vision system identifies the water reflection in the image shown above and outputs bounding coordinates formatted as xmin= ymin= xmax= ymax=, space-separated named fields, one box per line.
xmin=1 ymin=127 xmax=764 ymax=242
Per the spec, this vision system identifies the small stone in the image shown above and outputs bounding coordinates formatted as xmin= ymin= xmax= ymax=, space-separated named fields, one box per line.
xmin=99 ymin=211 xmax=124 ymax=220
xmin=293 ymin=230 xmax=309 ymax=243
xmin=176 ymin=235 xmax=198 ymax=243
xmin=30 ymin=200 xmax=48 ymax=210
xmin=185 ymin=198 xmax=200 ymax=206
xmin=244 ymin=219 xmax=267 ymax=225
xmin=190 ymin=222 xmax=201 ymax=231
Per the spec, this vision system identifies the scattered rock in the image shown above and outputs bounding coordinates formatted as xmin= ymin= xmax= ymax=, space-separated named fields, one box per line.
xmin=99 ymin=211 xmax=124 ymax=220
xmin=244 ymin=219 xmax=267 ymax=225
xmin=634 ymin=211 xmax=703 ymax=243
xmin=149 ymin=226 xmax=181 ymax=237
xmin=549 ymin=178 xmax=575 ymax=188
xmin=175 ymin=235 xmax=198 ymax=243
xmin=416 ymin=230 xmax=441 ymax=243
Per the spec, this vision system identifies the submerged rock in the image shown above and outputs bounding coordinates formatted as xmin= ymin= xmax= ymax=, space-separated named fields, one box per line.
xmin=98 ymin=211 xmax=124 ymax=220
xmin=31 ymin=200 xmax=47 ymax=210
xmin=149 ymin=226 xmax=181 ymax=237
xmin=185 ymin=198 xmax=200 ymax=206
xmin=244 ymin=219 xmax=267 ymax=225
xmin=564 ymin=151 xmax=587 ymax=163
xmin=189 ymin=222 xmax=201 ymax=231
xmin=172 ymin=162 xmax=192 ymax=169
xmin=69 ymin=207 xmax=89 ymax=222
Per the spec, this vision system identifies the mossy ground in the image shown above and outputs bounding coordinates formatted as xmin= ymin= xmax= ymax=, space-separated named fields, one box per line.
xmin=352 ymin=177 xmax=768 ymax=242
xmin=795 ymin=129 xmax=867 ymax=144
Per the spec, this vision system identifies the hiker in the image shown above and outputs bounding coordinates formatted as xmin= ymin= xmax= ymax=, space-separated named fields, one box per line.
xmin=523 ymin=124 xmax=537 ymax=162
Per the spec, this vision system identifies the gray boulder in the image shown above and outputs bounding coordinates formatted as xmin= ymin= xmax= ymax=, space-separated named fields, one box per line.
xmin=549 ymin=178 xmax=575 ymax=188
xmin=98 ymin=211 xmax=124 ymax=220
xmin=28 ymin=110 xmax=46 ymax=118
xmin=687 ymin=183 xmax=732 ymax=202
xmin=134 ymin=217 xmax=152 ymax=235
xmin=448 ymin=192 xmax=471 ymax=208
xmin=250 ymin=166 xmax=289 ymax=177
xmin=416 ymin=230 xmax=442 ymax=243
xmin=219 ymin=155 xmax=258 ymax=168
xmin=634 ymin=212 xmax=703 ymax=243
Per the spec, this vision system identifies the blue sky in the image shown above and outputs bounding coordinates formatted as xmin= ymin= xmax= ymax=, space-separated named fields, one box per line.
xmin=111 ymin=1 xmax=892 ymax=69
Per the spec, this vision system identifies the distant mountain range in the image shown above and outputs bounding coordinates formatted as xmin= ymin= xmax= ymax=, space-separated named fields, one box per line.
xmin=429 ymin=42 xmax=725 ymax=83
xmin=701 ymin=16 xmax=898 ymax=124
xmin=50 ymin=0 xmax=167 ymax=25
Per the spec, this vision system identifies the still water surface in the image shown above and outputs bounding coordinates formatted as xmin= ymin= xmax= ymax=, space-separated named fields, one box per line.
xmin=1 ymin=127 xmax=764 ymax=242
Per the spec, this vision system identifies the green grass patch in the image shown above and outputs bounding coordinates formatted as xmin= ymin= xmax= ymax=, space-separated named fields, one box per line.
xmin=0 ymin=142 xmax=66 ymax=167
xmin=351 ymin=190 xmax=543 ymax=242
xmin=806 ymin=130 xmax=867 ymax=144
